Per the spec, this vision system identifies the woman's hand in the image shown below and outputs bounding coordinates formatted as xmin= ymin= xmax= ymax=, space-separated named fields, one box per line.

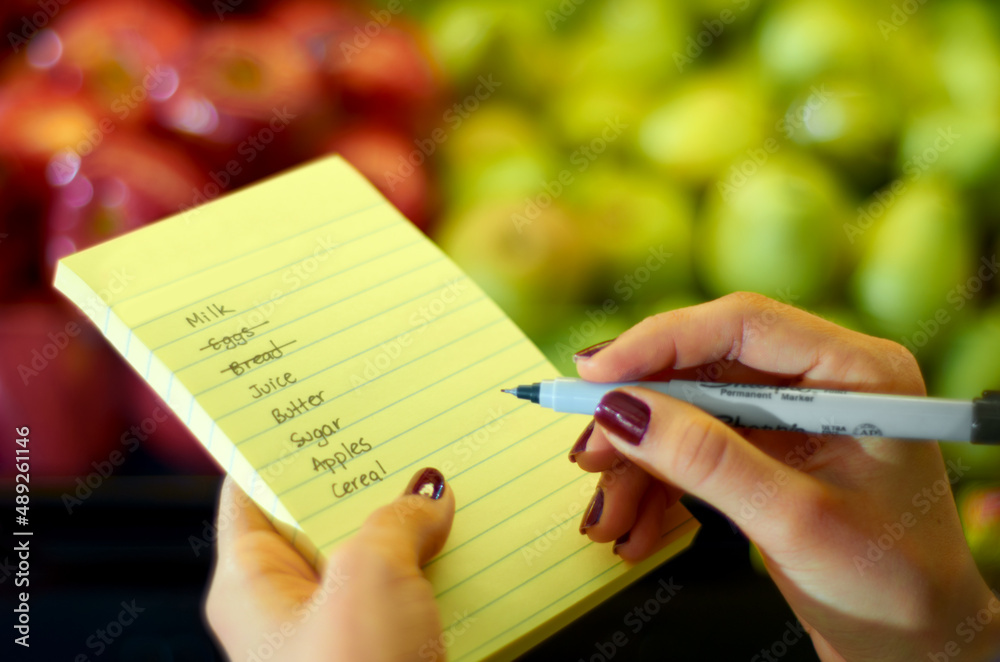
xmin=572 ymin=292 xmax=1000 ymax=662
xmin=205 ymin=467 xmax=453 ymax=662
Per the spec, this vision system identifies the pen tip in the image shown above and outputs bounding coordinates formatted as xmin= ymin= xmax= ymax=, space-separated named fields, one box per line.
xmin=501 ymin=388 xmax=515 ymax=395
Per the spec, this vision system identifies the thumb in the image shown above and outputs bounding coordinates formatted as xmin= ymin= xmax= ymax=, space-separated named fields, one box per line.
xmin=348 ymin=467 xmax=455 ymax=570
xmin=592 ymin=387 xmax=816 ymax=544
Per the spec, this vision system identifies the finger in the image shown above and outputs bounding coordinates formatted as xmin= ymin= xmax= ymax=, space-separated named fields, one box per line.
xmin=574 ymin=292 xmax=922 ymax=394
xmin=350 ymin=467 xmax=456 ymax=571
xmin=579 ymin=460 xmax=650 ymax=543
xmin=572 ymin=421 xmax=623 ymax=472
xmin=593 ymin=387 xmax=818 ymax=545
xmin=215 ymin=476 xmax=276 ymax=559
xmin=306 ymin=470 xmax=456 ymax=662
xmin=205 ymin=478 xmax=316 ymax=652
xmin=612 ymin=482 xmax=670 ymax=564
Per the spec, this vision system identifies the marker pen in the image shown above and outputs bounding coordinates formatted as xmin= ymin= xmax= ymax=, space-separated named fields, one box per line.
xmin=501 ymin=378 xmax=1000 ymax=443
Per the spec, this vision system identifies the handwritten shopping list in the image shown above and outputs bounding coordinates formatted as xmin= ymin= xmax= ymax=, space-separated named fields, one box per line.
xmin=54 ymin=155 xmax=699 ymax=661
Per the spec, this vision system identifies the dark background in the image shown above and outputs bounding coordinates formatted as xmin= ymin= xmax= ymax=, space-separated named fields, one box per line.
xmin=3 ymin=479 xmax=817 ymax=661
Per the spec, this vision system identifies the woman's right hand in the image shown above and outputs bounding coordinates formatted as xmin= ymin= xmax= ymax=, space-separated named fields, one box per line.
xmin=572 ymin=292 xmax=1000 ymax=662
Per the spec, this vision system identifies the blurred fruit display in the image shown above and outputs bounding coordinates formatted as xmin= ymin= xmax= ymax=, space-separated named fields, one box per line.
xmin=958 ymin=484 xmax=1000 ymax=587
xmin=1 ymin=0 xmax=1000 ymax=570
xmin=414 ymin=0 xmax=1000 ymax=566
xmin=0 ymin=0 xmax=447 ymax=477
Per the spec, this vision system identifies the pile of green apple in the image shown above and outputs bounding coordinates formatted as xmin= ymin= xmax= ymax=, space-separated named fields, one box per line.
xmin=408 ymin=0 xmax=1000 ymax=567
xmin=410 ymin=0 xmax=1000 ymax=396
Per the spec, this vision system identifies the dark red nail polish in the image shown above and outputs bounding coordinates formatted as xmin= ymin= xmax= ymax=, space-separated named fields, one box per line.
xmin=595 ymin=391 xmax=649 ymax=445
xmin=612 ymin=531 xmax=631 ymax=555
xmin=408 ymin=467 xmax=445 ymax=500
xmin=569 ymin=420 xmax=595 ymax=462
xmin=573 ymin=339 xmax=614 ymax=362
xmin=580 ymin=487 xmax=604 ymax=533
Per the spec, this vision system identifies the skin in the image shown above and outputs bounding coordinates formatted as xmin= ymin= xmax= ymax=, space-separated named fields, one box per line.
xmin=205 ymin=473 xmax=455 ymax=662
xmin=574 ymin=292 xmax=1000 ymax=661
xmin=205 ymin=293 xmax=1000 ymax=661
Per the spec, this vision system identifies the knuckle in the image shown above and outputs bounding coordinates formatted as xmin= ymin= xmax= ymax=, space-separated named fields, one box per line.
xmin=774 ymin=483 xmax=838 ymax=543
xmin=881 ymin=340 xmax=925 ymax=389
xmin=728 ymin=290 xmax=773 ymax=310
xmin=855 ymin=338 xmax=926 ymax=395
xmin=666 ymin=416 xmax=730 ymax=492
xmin=634 ymin=311 xmax=667 ymax=334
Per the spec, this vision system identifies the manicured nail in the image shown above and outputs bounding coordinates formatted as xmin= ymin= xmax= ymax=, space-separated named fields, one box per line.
xmin=573 ymin=339 xmax=614 ymax=362
xmin=408 ymin=467 xmax=446 ymax=500
xmin=612 ymin=531 xmax=631 ymax=556
xmin=595 ymin=391 xmax=649 ymax=445
xmin=580 ymin=487 xmax=604 ymax=533
xmin=569 ymin=420 xmax=595 ymax=462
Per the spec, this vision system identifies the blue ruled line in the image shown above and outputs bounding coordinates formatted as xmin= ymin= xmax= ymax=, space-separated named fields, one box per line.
xmin=118 ymin=201 xmax=386 ymax=312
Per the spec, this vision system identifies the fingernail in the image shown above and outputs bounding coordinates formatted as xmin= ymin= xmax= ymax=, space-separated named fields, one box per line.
xmin=612 ymin=531 xmax=631 ymax=556
xmin=595 ymin=391 xmax=649 ymax=445
xmin=569 ymin=420 xmax=595 ymax=463
xmin=580 ymin=487 xmax=604 ymax=533
xmin=408 ymin=467 xmax=445 ymax=500
xmin=573 ymin=339 xmax=614 ymax=362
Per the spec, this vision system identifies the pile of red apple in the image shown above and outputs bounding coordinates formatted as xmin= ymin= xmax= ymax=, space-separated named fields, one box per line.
xmin=0 ymin=0 xmax=447 ymax=476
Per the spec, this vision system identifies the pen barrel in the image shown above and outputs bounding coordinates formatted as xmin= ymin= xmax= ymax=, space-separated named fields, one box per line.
xmin=667 ymin=381 xmax=974 ymax=441
xmin=541 ymin=379 xmax=975 ymax=441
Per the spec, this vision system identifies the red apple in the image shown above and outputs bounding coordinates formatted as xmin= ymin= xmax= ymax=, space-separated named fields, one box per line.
xmin=322 ymin=18 xmax=443 ymax=128
xmin=157 ymin=16 xmax=320 ymax=156
xmin=47 ymin=0 xmax=195 ymax=125
xmin=0 ymin=301 xmax=120 ymax=477
xmin=44 ymin=133 xmax=204 ymax=275
xmin=0 ymin=74 xmax=101 ymax=185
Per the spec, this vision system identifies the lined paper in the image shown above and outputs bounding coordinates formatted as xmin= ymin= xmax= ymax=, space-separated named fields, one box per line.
xmin=54 ymin=155 xmax=698 ymax=661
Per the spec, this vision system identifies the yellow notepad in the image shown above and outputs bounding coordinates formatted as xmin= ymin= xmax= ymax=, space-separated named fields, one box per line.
xmin=54 ymin=155 xmax=699 ymax=661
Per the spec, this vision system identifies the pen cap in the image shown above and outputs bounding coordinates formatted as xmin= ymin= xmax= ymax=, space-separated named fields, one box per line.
xmin=972 ymin=391 xmax=1000 ymax=445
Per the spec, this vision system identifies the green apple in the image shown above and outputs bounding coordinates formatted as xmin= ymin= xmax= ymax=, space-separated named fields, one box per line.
xmin=423 ymin=0 xmax=501 ymax=85
xmin=935 ymin=307 xmax=1000 ymax=400
xmin=881 ymin=10 xmax=945 ymax=109
xmin=487 ymin=3 xmax=576 ymax=99
xmin=896 ymin=109 xmax=1000 ymax=190
xmin=546 ymin=81 xmax=650 ymax=150
xmin=930 ymin=0 xmax=1000 ymax=111
xmin=756 ymin=0 xmax=880 ymax=87
xmin=560 ymin=0 xmax=689 ymax=89
xmin=698 ymin=150 xmax=851 ymax=304
xmin=537 ymin=304 xmax=638 ymax=377
xmin=781 ymin=77 xmax=898 ymax=176
xmin=435 ymin=199 xmax=592 ymax=327
xmin=677 ymin=0 xmax=763 ymax=24
xmin=955 ymin=485 xmax=1000 ymax=587
xmin=441 ymin=103 xmax=560 ymax=211
xmin=565 ymin=163 xmax=694 ymax=304
xmin=639 ymin=67 xmax=769 ymax=183
xmin=850 ymin=179 xmax=975 ymax=343
xmin=443 ymin=102 xmax=552 ymax=167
